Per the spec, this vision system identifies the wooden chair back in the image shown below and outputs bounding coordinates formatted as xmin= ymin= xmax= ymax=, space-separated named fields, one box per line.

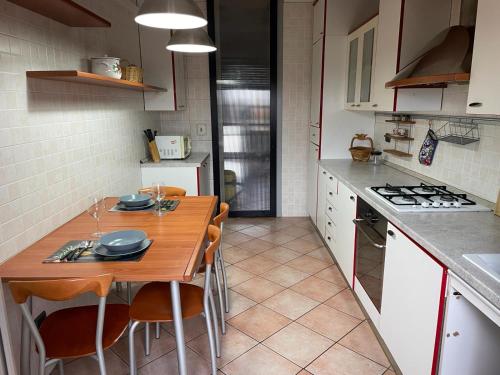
xmin=213 ymin=202 xmax=229 ymax=228
xmin=9 ymin=274 xmax=114 ymax=304
xmin=139 ymin=186 xmax=187 ymax=197
xmin=204 ymin=225 xmax=221 ymax=265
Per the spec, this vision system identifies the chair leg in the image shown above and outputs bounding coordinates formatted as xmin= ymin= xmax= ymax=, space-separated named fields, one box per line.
xmin=203 ymin=302 xmax=218 ymax=375
xmin=208 ymin=287 xmax=221 ymax=358
xmin=96 ymin=344 xmax=106 ymax=375
xmin=155 ymin=322 xmax=161 ymax=339
xmin=144 ymin=322 xmax=151 ymax=356
xmin=213 ymin=254 xmax=226 ymax=335
xmin=129 ymin=321 xmax=140 ymax=375
xmin=58 ymin=359 xmax=64 ymax=375
xmin=116 ymin=282 xmax=123 ymax=294
xmin=218 ymin=246 xmax=230 ymax=313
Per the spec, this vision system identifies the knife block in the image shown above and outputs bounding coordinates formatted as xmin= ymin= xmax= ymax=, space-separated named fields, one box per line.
xmin=148 ymin=141 xmax=161 ymax=163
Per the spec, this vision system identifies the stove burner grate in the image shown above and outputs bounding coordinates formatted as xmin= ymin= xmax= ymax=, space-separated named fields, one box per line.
xmin=439 ymin=195 xmax=456 ymax=202
xmin=384 ymin=183 xmax=401 ymax=194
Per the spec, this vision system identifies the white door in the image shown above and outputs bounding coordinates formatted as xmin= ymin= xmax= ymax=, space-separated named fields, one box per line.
xmin=380 ymin=223 xmax=445 ymax=375
xmin=466 ymin=0 xmax=500 ymax=115
xmin=312 ymin=0 xmax=325 ymax=44
xmin=335 ymin=182 xmax=356 ymax=287
xmin=307 ymin=143 xmax=319 ymax=223
xmin=310 ymin=40 xmax=323 ymax=127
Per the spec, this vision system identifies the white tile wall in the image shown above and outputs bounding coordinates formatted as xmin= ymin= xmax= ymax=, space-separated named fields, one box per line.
xmin=0 ymin=0 xmax=159 ymax=262
xmin=374 ymin=114 xmax=500 ymax=203
xmin=281 ymin=2 xmax=313 ymax=216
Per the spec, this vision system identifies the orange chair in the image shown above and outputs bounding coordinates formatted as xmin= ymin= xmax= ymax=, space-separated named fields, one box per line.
xmin=139 ymin=185 xmax=187 ymax=197
xmin=9 ymin=274 xmax=129 ymax=375
xmin=128 ymin=225 xmax=222 ymax=375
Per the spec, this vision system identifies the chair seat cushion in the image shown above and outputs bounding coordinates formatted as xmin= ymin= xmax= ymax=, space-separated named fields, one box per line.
xmin=129 ymin=282 xmax=204 ymax=322
xmin=40 ymin=304 xmax=129 ymax=359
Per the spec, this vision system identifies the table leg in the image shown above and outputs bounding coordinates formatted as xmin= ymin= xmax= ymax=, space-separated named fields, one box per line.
xmin=170 ymin=281 xmax=187 ymax=375
xmin=20 ymin=297 xmax=31 ymax=375
xmin=0 ymin=281 xmax=18 ymax=375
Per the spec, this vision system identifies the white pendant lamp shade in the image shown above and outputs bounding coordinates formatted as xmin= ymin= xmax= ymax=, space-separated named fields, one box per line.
xmin=135 ymin=0 xmax=207 ymax=29
xmin=167 ymin=28 xmax=216 ymax=53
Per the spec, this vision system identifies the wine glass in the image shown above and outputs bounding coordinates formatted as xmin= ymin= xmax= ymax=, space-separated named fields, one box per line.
xmin=86 ymin=196 xmax=106 ymax=237
xmin=151 ymin=182 xmax=165 ymax=216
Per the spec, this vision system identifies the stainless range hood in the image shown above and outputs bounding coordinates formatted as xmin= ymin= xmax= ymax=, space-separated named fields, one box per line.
xmin=386 ymin=25 xmax=474 ymax=88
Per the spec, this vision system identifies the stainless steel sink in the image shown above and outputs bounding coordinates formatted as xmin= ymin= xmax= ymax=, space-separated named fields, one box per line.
xmin=463 ymin=254 xmax=500 ymax=282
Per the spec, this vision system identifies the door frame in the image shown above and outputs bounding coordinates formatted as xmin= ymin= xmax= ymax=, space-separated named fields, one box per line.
xmin=208 ymin=0 xmax=278 ymax=217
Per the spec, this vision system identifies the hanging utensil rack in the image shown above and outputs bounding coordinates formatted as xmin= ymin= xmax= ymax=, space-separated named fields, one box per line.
xmin=434 ymin=117 xmax=480 ymax=145
xmin=383 ymin=116 xmax=414 ymax=157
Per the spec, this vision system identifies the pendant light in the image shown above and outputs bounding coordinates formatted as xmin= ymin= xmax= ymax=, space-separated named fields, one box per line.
xmin=167 ymin=28 xmax=216 ymax=53
xmin=135 ymin=0 xmax=207 ymax=29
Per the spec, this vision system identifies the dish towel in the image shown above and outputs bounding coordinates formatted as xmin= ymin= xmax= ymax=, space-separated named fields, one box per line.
xmin=419 ymin=129 xmax=439 ymax=166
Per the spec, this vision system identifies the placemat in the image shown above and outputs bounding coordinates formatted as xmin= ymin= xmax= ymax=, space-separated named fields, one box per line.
xmin=43 ymin=240 xmax=153 ymax=263
xmin=109 ymin=199 xmax=180 ymax=212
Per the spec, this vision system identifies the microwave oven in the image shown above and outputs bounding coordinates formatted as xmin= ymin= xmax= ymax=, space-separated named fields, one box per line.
xmin=155 ymin=136 xmax=192 ymax=159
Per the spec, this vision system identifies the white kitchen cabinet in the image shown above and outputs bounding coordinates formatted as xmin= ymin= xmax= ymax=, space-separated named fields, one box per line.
xmin=380 ymin=223 xmax=445 ymax=375
xmin=316 ymin=167 xmax=328 ymax=237
xmin=307 ymin=142 xmax=320 ymax=224
xmin=333 ymin=182 xmax=357 ymax=287
xmin=140 ymin=157 xmax=209 ymax=196
xmin=312 ymin=0 xmax=325 ymax=44
xmin=345 ymin=16 xmax=378 ymax=111
xmin=139 ymin=26 xmax=186 ymax=111
xmin=466 ymin=0 xmax=500 ymax=115
xmin=310 ymin=40 xmax=323 ymax=128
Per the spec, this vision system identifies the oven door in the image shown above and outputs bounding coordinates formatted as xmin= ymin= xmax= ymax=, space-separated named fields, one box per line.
xmin=353 ymin=200 xmax=387 ymax=325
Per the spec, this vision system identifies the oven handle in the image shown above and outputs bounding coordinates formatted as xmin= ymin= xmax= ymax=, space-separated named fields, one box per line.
xmin=352 ymin=219 xmax=386 ymax=249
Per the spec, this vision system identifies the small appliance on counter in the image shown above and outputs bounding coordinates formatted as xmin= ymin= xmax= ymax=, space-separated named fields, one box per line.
xmin=156 ymin=136 xmax=192 ymax=160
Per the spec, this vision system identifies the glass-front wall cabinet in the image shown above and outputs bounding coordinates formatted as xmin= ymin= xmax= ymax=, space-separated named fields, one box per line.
xmin=345 ymin=16 xmax=378 ymax=110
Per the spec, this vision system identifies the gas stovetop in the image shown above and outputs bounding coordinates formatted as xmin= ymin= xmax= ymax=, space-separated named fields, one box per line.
xmin=366 ymin=183 xmax=491 ymax=212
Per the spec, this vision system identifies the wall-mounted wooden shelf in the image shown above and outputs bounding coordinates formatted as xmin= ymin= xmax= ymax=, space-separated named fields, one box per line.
xmin=8 ymin=0 xmax=111 ymax=27
xmin=384 ymin=149 xmax=413 ymax=157
xmin=384 ymin=133 xmax=414 ymax=141
xmin=385 ymin=119 xmax=416 ymax=125
xmin=26 ymin=71 xmax=167 ymax=92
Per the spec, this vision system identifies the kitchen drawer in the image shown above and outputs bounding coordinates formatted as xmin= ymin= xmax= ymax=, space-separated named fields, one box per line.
xmin=325 ymin=201 xmax=338 ymax=223
xmin=326 ymin=186 xmax=338 ymax=207
xmin=326 ymin=173 xmax=337 ymax=193
xmin=325 ymin=216 xmax=337 ymax=240
xmin=324 ymin=227 xmax=335 ymax=250
xmin=309 ymin=126 xmax=320 ymax=146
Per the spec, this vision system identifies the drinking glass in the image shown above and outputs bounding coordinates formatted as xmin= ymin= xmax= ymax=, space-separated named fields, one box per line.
xmin=151 ymin=182 xmax=165 ymax=216
xmin=86 ymin=196 xmax=106 ymax=237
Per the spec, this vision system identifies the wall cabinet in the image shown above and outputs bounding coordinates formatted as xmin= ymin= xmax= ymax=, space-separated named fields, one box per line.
xmin=140 ymin=159 xmax=209 ymax=196
xmin=466 ymin=0 xmax=500 ymax=115
xmin=312 ymin=0 xmax=325 ymax=45
xmin=380 ymin=223 xmax=445 ymax=375
xmin=345 ymin=16 xmax=378 ymax=111
xmin=139 ymin=26 xmax=186 ymax=111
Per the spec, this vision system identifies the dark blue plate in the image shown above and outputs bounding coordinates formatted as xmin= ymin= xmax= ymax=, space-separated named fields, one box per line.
xmin=116 ymin=200 xmax=155 ymax=211
xmin=94 ymin=239 xmax=151 ymax=258
xmin=100 ymin=230 xmax=147 ymax=252
xmin=119 ymin=194 xmax=152 ymax=207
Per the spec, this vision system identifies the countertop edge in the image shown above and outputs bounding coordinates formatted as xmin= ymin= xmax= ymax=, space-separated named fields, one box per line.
xmin=140 ymin=153 xmax=209 ymax=168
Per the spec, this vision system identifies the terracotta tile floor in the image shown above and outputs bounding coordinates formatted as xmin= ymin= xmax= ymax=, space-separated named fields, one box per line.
xmin=60 ymin=217 xmax=394 ymax=375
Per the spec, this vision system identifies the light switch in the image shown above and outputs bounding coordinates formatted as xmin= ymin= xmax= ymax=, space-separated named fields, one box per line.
xmin=196 ymin=123 xmax=207 ymax=137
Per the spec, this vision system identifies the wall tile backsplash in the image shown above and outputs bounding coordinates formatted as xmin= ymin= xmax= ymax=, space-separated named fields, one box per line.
xmin=0 ymin=0 xmax=158 ymax=262
xmin=374 ymin=114 xmax=500 ymax=203
xmin=281 ymin=2 xmax=313 ymax=216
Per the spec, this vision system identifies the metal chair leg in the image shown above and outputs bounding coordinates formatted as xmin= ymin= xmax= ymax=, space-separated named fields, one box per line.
xmin=155 ymin=322 xmax=161 ymax=339
xmin=213 ymin=254 xmax=226 ymax=334
xmin=58 ymin=359 xmax=64 ymax=375
xmin=116 ymin=282 xmax=123 ymax=294
xmin=208 ymin=287 xmax=221 ymax=358
xmin=126 ymin=282 xmax=132 ymax=304
xmin=217 ymin=246 xmax=229 ymax=313
xmin=204 ymin=294 xmax=218 ymax=375
xmin=129 ymin=321 xmax=140 ymax=375
xmin=144 ymin=322 xmax=151 ymax=356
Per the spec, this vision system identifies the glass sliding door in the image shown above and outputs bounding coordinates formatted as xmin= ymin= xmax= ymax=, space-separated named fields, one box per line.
xmin=209 ymin=0 xmax=277 ymax=216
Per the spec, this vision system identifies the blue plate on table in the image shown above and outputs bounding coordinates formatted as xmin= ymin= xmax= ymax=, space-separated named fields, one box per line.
xmin=119 ymin=194 xmax=152 ymax=207
xmin=100 ymin=230 xmax=147 ymax=252
xmin=116 ymin=200 xmax=155 ymax=211
xmin=94 ymin=239 xmax=151 ymax=258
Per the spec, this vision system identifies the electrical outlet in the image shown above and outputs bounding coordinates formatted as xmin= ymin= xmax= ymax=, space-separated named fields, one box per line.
xmin=196 ymin=123 xmax=207 ymax=137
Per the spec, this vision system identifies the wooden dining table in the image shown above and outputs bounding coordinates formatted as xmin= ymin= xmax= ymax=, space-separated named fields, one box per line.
xmin=0 ymin=196 xmax=217 ymax=375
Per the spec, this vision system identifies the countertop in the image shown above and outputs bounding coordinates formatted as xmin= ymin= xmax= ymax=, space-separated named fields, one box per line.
xmin=319 ymin=159 xmax=500 ymax=310
xmin=140 ymin=153 xmax=209 ymax=168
